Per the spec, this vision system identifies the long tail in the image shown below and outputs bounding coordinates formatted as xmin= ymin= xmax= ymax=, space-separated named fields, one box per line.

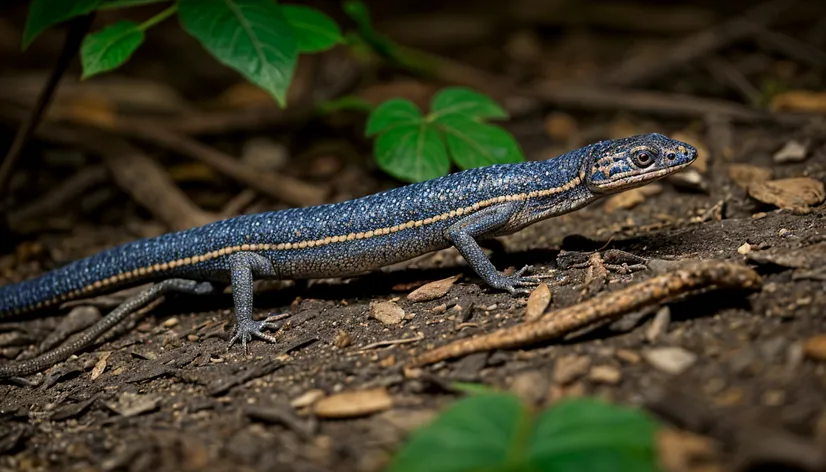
xmin=0 ymin=231 xmax=198 ymax=318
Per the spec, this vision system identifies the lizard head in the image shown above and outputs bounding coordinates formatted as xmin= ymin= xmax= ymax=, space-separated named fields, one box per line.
xmin=585 ymin=133 xmax=697 ymax=193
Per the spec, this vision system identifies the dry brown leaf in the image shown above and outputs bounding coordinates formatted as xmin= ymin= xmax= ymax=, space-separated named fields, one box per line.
xmin=657 ymin=427 xmax=722 ymax=472
xmin=90 ymin=351 xmax=110 ymax=380
xmin=291 ymin=389 xmax=326 ymax=409
xmin=727 ymin=164 xmax=772 ymax=189
xmin=369 ymin=301 xmax=405 ymax=325
xmin=407 ymin=275 xmax=460 ymax=302
xmin=314 ymin=388 xmax=393 ymax=418
xmin=603 ymin=184 xmax=663 ymax=213
xmin=748 ymin=177 xmax=825 ymax=213
xmin=770 ymin=90 xmax=826 ymax=112
xmin=525 ymin=283 xmax=552 ymax=320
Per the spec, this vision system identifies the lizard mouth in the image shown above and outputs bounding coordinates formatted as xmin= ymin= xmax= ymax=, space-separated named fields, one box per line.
xmin=592 ymin=161 xmax=694 ymax=191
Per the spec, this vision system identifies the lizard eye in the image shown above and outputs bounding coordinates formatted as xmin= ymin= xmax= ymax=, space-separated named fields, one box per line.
xmin=632 ymin=149 xmax=656 ymax=168
xmin=666 ymin=151 xmax=677 ymax=160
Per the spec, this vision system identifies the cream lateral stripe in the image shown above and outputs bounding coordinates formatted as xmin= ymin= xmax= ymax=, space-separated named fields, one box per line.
xmin=12 ymin=177 xmax=582 ymax=315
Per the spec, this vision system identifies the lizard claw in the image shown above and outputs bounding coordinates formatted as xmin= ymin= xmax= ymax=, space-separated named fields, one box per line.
xmin=228 ymin=313 xmax=290 ymax=354
xmin=488 ymin=265 xmax=541 ymax=295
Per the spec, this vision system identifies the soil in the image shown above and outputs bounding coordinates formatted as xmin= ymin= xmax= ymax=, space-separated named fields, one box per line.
xmin=1 ymin=0 xmax=825 ymax=471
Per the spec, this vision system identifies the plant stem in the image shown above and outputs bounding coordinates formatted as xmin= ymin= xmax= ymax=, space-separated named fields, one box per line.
xmin=138 ymin=4 xmax=178 ymax=31
xmin=0 ymin=13 xmax=95 ymax=212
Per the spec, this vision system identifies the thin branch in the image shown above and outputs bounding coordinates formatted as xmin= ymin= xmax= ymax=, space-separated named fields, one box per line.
xmin=0 ymin=13 xmax=95 ymax=205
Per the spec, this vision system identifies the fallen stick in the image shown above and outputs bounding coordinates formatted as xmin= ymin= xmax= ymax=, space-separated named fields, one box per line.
xmin=602 ymin=0 xmax=792 ymax=87
xmin=96 ymin=136 xmax=218 ymax=231
xmin=408 ymin=260 xmax=762 ymax=367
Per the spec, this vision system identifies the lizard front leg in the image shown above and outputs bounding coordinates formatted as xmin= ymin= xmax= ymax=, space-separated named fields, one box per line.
xmin=227 ymin=252 xmax=283 ymax=351
xmin=446 ymin=200 xmax=539 ymax=294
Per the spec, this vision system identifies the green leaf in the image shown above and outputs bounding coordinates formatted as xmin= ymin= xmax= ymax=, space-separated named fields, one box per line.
xmin=529 ymin=398 xmax=660 ymax=472
xmin=386 ymin=394 xmax=661 ymax=472
xmin=435 ymin=115 xmax=524 ymax=170
xmin=98 ymin=0 xmax=169 ymax=9
xmin=375 ymin=123 xmax=449 ymax=183
xmin=386 ymin=393 xmax=530 ymax=472
xmin=178 ymin=0 xmax=298 ymax=107
xmin=431 ymin=87 xmax=508 ymax=120
xmin=80 ymin=20 xmax=145 ymax=79
xmin=365 ymin=99 xmax=422 ymax=137
xmin=281 ymin=4 xmax=342 ymax=53
xmin=22 ymin=0 xmax=102 ymax=50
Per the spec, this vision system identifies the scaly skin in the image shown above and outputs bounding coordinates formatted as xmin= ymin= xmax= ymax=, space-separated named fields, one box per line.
xmin=0 ymin=133 xmax=696 ymax=349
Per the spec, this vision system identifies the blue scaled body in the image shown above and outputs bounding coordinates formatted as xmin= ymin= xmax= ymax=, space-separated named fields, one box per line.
xmin=0 ymin=133 xmax=696 ymax=347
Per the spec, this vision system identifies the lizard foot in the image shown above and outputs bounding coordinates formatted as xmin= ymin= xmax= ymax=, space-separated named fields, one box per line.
xmin=488 ymin=265 xmax=541 ymax=295
xmin=228 ymin=313 xmax=290 ymax=354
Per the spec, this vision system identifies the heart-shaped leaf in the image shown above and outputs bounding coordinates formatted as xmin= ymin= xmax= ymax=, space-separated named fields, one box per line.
xmin=431 ymin=87 xmax=508 ymax=120
xmin=387 ymin=393 xmax=529 ymax=472
xmin=375 ymin=123 xmax=449 ymax=183
xmin=435 ymin=114 xmax=524 ymax=169
xmin=528 ymin=398 xmax=660 ymax=472
xmin=365 ymin=98 xmax=422 ymax=136
xmin=387 ymin=395 xmax=661 ymax=472
xmin=178 ymin=0 xmax=298 ymax=107
xmin=281 ymin=4 xmax=342 ymax=53
xmin=80 ymin=20 xmax=145 ymax=79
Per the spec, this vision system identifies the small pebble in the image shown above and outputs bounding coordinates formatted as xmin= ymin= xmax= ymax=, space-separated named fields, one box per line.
xmin=589 ymin=365 xmax=621 ymax=385
xmin=737 ymin=242 xmax=751 ymax=255
xmin=510 ymin=370 xmax=549 ymax=405
xmin=616 ymin=349 xmax=641 ymax=364
xmin=643 ymin=347 xmax=697 ymax=375
xmin=162 ymin=317 xmax=179 ymax=328
xmin=645 ymin=306 xmax=671 ymax=342
xmin=334 ymin=329 xmax=352 ymax=348
xmin=553 ymin=355 xmax=591 ymax=385
xmin=369 ymin=301 xmax=404 ymax=325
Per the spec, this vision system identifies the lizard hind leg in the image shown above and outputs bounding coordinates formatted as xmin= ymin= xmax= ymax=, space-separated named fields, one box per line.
xmin=226 ymin=251 xmax=283 ymax=352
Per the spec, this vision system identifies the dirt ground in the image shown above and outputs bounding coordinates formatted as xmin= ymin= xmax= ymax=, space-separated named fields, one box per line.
xmin=1 ymin=0 xmax=826 ymax=471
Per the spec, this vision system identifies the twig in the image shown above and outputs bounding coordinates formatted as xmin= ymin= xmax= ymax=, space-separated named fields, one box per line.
xmin=94 ymin=133 xmax=218 ymax=231
xmin=703 ymin=56 xmax=762 ymax=105
xmin=753 ymin=27 xmax=826 ymax=69
xmin=6 ymin=167 xmax=108 ymax=232
xmin=602 ymin=0 xmax=793 ymax=87
xmin=408 ymin=260 xmax=761 ymax=366
xmin=529 ymin=82 xmax=809 ymax=125
xmin=354 ymin=335 xmax=424 ymax=352
xmin=387 ymin=42 xmax=810 ymax=125
xmin=106 ymin=118 xmax=327 ymax=208
xmin=0 ymin=14 xmax=95 ymax=204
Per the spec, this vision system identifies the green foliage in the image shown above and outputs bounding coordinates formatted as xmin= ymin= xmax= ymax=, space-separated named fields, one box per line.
xmin=80 ymin=20 xmax=145 ymax=79
xmin=365 ymin=87 xmax=525 ymax=183
xmin=281 ymin=4 xmax=342 ymax=53
xmin=22 ymin=0 xmax=101 ymax=50
xmin=386 ymin=394 xmax=662 ymax=472
xmin=22 ymin=0 xmax=343 ymax=106
xmin=178 ymin=0 xmax=298 ymax=107
xmin=23 ymin=0 xmax=527 ymax=183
